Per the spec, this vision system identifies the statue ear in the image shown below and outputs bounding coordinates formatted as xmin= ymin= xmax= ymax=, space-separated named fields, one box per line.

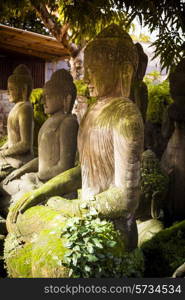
xmin=22 ymin=84 xmax=28 ymax=101
xmin=64 ymin=94 xmax=72 ymax=114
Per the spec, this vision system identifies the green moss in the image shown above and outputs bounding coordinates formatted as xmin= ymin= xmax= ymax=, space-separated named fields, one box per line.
xmin=95 ymin=97 xmax=143 ymax=138
xmin=7 ymin=166 xmax=82 ymax=230
xmin=32 ymin=225 xmax=70 ymax=277
xmin=146 ymin=80 xmax=173 ymax=124
xmin=4 ymin=234 xmax=33 ymax=278
xmin=17 ymin=206 xmax=65 ymax=241
xmin=141 ymin=220 xmax=185 ymax=277
xmin=5 ymin=207 xmax=144 ymax=278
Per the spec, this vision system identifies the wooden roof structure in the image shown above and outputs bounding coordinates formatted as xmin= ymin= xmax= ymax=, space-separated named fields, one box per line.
xmin=0 ymin=24 xmax=70 ymax=61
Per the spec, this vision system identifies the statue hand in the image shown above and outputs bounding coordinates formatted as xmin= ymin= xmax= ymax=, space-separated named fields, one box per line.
xmin=6 ymin=191 xmax=38 ymax=234
xmin=3 ymin=169 xmax=21 ymax=185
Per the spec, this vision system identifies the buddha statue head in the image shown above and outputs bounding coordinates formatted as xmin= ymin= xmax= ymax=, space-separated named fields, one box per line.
xmin=135 ymin=43 xmax=148 ymax=81
xmin=43 ymin=69 xmax=77 ymax=115
xmin=169 ymin=58 xmax=185 ymax=101
xmin=8 ymin=64 xmax=33 ymax=103
xmin=84 ymin=24 xmax=138 ymax=98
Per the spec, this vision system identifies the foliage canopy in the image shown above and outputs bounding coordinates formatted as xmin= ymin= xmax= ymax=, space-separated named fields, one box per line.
xmin=0 ymin=0 xmax=185 ymax=69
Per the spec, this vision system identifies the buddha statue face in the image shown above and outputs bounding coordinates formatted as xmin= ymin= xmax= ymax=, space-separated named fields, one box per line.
xmin=43 ymin=69 xmax=77 ymax=115
xmin=7 ymin=64 xmax=33 ymax=103
xmin=84 ymin=61 xmax=133 ymax=98
xmin=8 ymin=81 xmax=25 ymax=103
xmin=169 ymin=58 xmax=185 ymax=101
xmin=84 ymin=24 xmax=138 ymax=99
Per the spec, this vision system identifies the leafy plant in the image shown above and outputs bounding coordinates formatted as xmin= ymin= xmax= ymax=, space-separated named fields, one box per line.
xmin=74 ymin=80 xmax=89 ymax=97
xmin=61 ymin=209 xmax=144 ymax=278
xmin=141 ymin=169 xmax=168 ymax=203
xmin=74 ymin=79 xmax=97 ymax=106
xmin=145 ymin=79 xmax=173 ymax=124
xmin=30 ymin=88 xmax=48 ymax=155
xmin=140 ymin=151 xmax=169 ymax=218
xmin=0 ymin=135 xmax=7 ymax=148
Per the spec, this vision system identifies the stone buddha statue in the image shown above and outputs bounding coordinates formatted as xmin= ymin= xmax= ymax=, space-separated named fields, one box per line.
xmin=1 ymin=69 xmax=78 ymax=205
xmin=161 ymin=58 xmax=185 ymax=221
xmin=0 ymin=64 xmax=34 ymax=180
xmin=6 ymin=24 xmax=144 ymax=257
xmin=130 ymin=43 xmax=148 ymax=123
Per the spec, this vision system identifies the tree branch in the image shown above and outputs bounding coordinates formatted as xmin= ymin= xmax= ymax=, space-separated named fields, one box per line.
xmin=29 ymin=0 xmax=69 ymax=46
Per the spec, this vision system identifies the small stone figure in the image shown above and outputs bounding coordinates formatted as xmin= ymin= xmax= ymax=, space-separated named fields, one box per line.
xmin=136 ymin=150 xmax=168 ymax=245
xmin=130 ymin=43 xmax=148 ymax=123
xmin=0 ymin=64 xmax=34 ymax=180
xmin=6 ymin=25 xmax=144 ymax=277
xmin=2 ymin=69 xmax=78 ymax=203
xmin=161 ymin=58 xmax=185 ymax=221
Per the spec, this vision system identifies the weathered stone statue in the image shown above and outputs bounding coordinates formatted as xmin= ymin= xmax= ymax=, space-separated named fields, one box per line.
xmin=0 ymin=64 xmax=34 ymax=180
xmin=130 ymin=43 xmax=148 ymax=123
xmin=2 ymin=69 xmax=78 ymax=205
xmin=161 ymin=58 xmax=185 ymax=221
xmin=136 ymin=150 xmax=168 ymax=246
xmin=5 ymin=25 xmax=144 ymax=277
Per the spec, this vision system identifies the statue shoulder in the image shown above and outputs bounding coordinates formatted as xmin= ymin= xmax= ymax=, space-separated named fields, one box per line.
xmin=60 ymin=114 xmax=79 ymax=130
xmin=18 ymin=101 xmax=33 ymax=114
xmin=116 ymin=98 xmax=144 ymax=141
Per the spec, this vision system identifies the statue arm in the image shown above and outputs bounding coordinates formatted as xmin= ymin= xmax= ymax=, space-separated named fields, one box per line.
xmin=6 ymin=165 xmax=81 ymax=232
xmin=2 ymin=104 xmax=33 ymax=156
xmin=38 ymin=117 xmax=79 ymax=181
xmin=92 ymin=114 xmax=144 ymax=218
xmin=2 ymin=158 xmax=38 ymax=184
xmin=0 ymin=141 xmax=8 ymax=150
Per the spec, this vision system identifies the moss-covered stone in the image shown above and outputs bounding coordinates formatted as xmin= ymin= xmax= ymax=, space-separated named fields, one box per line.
xmin=16 ymin=206 xmax=66 ymax=242
xmin=141 ymin=220 xmax=185 ymax=277
xmin=4 ymin=207 xmax=69 ymax=278
xmin=137 ymin=219 xmax=164 ymax=247
xmin=4 ymin=233 xmax=33 ymax=278
xmin=32 ymin=226 xmax=69 ymax=277
xmin=6 ymin=166 xmax=81 ymax=234
xmin=4 ymin=205 xmax=144 ymax=278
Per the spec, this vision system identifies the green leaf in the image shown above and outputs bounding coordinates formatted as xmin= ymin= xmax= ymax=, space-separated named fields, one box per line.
xmin=92 ymin=238 xmax=103 ymax=249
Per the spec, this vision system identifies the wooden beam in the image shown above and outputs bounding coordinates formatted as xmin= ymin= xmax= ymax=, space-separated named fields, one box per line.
xmin=0 ymin=44 xmax=69 ymax=61
xmin=0 ymin=24 xmax=70 ymax=60
xmin=0 ymin=36 xmax=69 ymax=56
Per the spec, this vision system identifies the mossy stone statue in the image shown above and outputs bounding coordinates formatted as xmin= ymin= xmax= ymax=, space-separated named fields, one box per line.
xmin=1 ymin=69 xmax=78 ymax=206
xmin=4 ymin=206 xmax=144 ymax=278
xmin=0 ymin=64 xmax=34 ymax=179
xmin=5 ymin=25 xmax=144 ymax=277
